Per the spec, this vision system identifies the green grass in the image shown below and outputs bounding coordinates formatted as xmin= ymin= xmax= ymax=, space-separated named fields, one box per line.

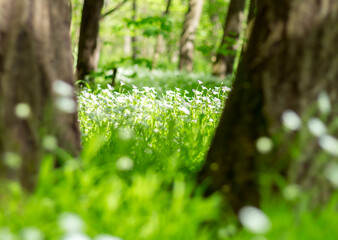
xmin=1 ymin=68 xmax=338 ymax=240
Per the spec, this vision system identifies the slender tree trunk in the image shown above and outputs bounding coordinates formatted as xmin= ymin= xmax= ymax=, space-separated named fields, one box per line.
xmin=76 ymin=0 xmax=104 ymax=81
xmin=199 ymin=0 xmax=338 ymax=212
xmin=211 ymin=0 xmax=245 ymax=78
xmin=131 ymin=0 xmax=138 ymax=61
xmin=152 ymin=0 xmax=172 ymax=69
xmin=178 ymin=0 xmax=204 ymax=72
xmin=0 ymin=0 xmax=81 ymax=190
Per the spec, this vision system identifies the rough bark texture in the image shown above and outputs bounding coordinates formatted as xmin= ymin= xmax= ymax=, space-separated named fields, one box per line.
xmin=0 ymin=0 xmax=81 ymax=190
xmin=152 ymin=0 xmax=172 ymax=69
xmin=199 ymin=0 xmax=338 ymax=212
xmin=76 ymin=0 xmax=104 ymax=81
xmin=211 ymin=0 xmax=245 ymax=78
xmin=178 ymin=0 xmax=204 ymax=72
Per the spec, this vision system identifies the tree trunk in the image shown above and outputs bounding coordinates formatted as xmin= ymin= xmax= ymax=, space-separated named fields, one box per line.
xmin=0 ymin=0 xmax=81 ymax=190
xmin=131 ymin=0 xmax=138 ymax=61
xmin=152 ymin=0 xmax=172 ymax=69
xmin=211 ymin=0 xmax=245 ymax=78
xmin=76 ymin=0 xmax=104 ymax=81
xmin=178 ymin=0 xmax=204 ymax=72
xmin=199 ymin=0 xmax=338 ymax=212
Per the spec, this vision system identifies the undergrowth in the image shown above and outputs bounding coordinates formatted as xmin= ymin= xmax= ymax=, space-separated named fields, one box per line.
xmin=0 ymin=69 xmax=337 ymax=240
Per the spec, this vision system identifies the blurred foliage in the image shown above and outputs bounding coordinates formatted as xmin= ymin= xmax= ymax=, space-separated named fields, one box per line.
xmin=1 ymin=69 xmax=338 ymax=239
xmin=71 ymin=0 xmax=228 ymax=72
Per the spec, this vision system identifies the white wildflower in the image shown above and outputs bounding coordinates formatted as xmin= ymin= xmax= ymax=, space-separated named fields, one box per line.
xmin=307 ymin=118 xmax=326 ymax=137
xmin=318 ymin=135 xmax=338 ymax=156
xmin=15 ymin=103 xmax=31 ymax=119
xmin=238 ymin=206 xmax=271 ymax=234
xmin=116 ymin=156 xmax=134 ymax=171
xmin=256 ymin=137 xmax=273 ymax=154
xmin=53 ymin=80 xmax=74 ymax=97
xmin=281 ymin=110 xmax=301 ymax=131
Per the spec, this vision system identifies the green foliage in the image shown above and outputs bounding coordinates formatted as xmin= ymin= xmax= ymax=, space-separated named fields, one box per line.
xmin=1 ymin=69 xmax=338 ymax=239
xmin=126 ymin=16 xmax=172 ymax=37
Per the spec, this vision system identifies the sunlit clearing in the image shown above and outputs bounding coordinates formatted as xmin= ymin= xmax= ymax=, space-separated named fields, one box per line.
xmin=4 ymin=152 xmax=22 ymax=170
xmin=21 ymin=227 xmax=44 ymax=240
xmin=318 ymin=135 xmax=338 ymax=157
xmin=53 ymin=80 xmax=74 ymax=97
xmin=307 ymin=118 xmax=327 ymax=137
xmin=15 ymin=103 xmax=31 ymax=119
xmin=59 ymin=212 xmax=84 ymax=233
xmin=317 ymin=91 xmax=331 ymax=115
xmin=256 ymin=137 xmax=273 ymax=154
xmin=116 ymin=156 xmax=134 ymax=171
xmin=238 ymin=206 xmax=271 ymax=234
xmin=56 ymin=97 xmax=77 ymax=114
xmin=281 ymin=110 xmax=301 ymax=131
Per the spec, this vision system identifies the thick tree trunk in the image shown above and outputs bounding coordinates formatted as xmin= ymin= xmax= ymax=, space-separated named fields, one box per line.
xmin=178 ymin=0 xmax=204 ymax=72
xmin=0 ymin=0 xmax=81 ymax=190
xmin=199 ymin=0 xmax=338 ymax=212
xmin=152 ymin=0 xmax=172 ymax=69
xmin=211 ymin=0 xmax=245 ymax=78
xmin=76 ymin=0 xmax=104 ymax=81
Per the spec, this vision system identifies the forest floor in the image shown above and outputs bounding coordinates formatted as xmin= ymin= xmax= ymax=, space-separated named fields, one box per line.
xmin=1 ymin=67 xmax=337 ymax=240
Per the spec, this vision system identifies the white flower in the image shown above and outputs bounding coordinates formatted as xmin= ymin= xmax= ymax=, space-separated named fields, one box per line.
xmin=15 ymin=103 xmax=31 ymax=119
xmin=4 ymin=152 xmax=21 ymax=169
xmin=281 ymin=110 xmax=301 ymax=131
xmin=53 ymin=80 xmax=74 ymax=97
xmin=62 ymin=232 xmax=91 ymax=240
xmin=43 ymin=135 xmax=58 ymax=151
xmin=318 ymin=135 xmax=338 ymax=156
xmin=59 ymin=213 xmax=84 ymax=233
xmin=283 ymin=184 xmax=300 ymax=201
xmin=324 ymin=163 xmax=338 ymax=187
xmin=118 ymin=128 xmax=134 ymax=141
xmin=56 ymin=97 xmax=77 ymax=114
xmin=317 ymin=91 xmax=331 ymax=115
xmin=307 ymin=118 xmax=326 ymax=137
xmin=238 ymin=206 xmax=271 ymax=234
xmin=116 ymin=156 xmax=134 ymax=171
xmin=180 ymin=107 xmax=190 ymax=115
xmin=256 ymin=137 xmax=273 ymax=154
xmin=21 ymin=227 xmax=44 ymax=240
xmin=94 ymin=234 xmax=122 ymax=240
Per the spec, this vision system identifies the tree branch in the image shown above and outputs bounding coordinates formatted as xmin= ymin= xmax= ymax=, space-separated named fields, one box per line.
xmin=101 ymin=0 xmax=129 ymax=19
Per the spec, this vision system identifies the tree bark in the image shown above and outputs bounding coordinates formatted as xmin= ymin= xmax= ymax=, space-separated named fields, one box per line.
xmin=152 ymin=0 xmax=172 ymax=69
xmin=76 ymin=0 xmax=104 ymax=81
xmin=0 ymin=0 xmax=81 ymax=190
xmin=131 ymin=0 xmax=138 ymax=61
xmin=211 ymin=0 xmax=245 ymax=78
xmin=178 ymin=0 xmax=204 ymax=72
xmin=199 ymin=0 xmax=338 ymax=212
